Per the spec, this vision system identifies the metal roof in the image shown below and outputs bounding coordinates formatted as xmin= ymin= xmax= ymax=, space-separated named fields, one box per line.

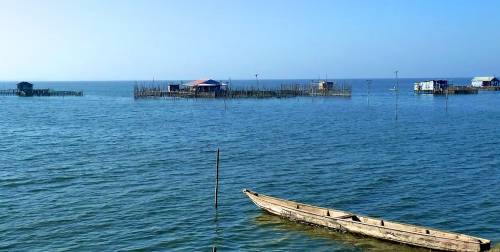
xmin=472 ymin=76 xmax=497 ymax=82
xmin=17 ymin=81 xmax=33 ymax=86
xmin=185 ymin=79 xmax=221 ymax=86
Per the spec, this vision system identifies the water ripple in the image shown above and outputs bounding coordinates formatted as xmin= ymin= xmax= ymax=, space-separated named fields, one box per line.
xmin=0 ymin=80 xmax=499 ymax=251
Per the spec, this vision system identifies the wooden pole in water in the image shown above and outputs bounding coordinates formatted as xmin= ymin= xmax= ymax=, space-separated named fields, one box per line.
xmin=215 ymin=148 xmax=220 ymax=209
xmin=394 ymin=70 xmax=399 ymax=121
xmin=255 ymin=74 xmax=260 ymax=90
xmin=366 ymin=79 xmax=372 ymax=105
xmin=212 ymin=148 xmax=220 ymax=251
xmin=444 ymin=80 xmax=450 ymax=112
xmin=445 ymin=87 xmax=449 ymax=112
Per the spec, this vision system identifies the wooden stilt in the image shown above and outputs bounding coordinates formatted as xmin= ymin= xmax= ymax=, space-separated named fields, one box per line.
xmin=215 ymin=148 xmax=220 ymax=209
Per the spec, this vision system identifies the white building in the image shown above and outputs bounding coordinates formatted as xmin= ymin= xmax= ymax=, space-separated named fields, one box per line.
xmin=414 ymin=80 xmax=448 ymax=93
xmin=471 ymin=76 xmax=499 ymax=87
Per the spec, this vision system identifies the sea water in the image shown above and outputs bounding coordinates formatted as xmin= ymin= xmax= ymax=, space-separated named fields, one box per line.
xmin=0 ymin=79 xmax=498 ymax=251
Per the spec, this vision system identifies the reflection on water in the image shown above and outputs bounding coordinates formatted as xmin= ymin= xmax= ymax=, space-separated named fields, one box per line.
xmin=254 ymin=212 xmax=430 ymax=252
xmin=213 ymin=212 xmax=222 ymax=251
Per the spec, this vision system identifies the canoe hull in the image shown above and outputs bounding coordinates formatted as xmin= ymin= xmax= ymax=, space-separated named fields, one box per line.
xmin=243 ymin=189 xmax=490 ymax=252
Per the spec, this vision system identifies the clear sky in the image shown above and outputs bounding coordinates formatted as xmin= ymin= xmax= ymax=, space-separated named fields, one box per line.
xmin=0 ymin=0 xmax=499 ymax=80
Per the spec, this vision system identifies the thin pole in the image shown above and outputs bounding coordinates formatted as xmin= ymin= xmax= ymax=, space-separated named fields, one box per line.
xmin=395 ymin=70 xmax=399 ymax=91
xmin=395 ymin=92 xmax=399 ymax=121
xmin=366 ymin=79 xmax=372 ymax=105
xmin=215 ymin=148 xmax=220 ymax=209
xmin=395 ymin=71 xmax=399 ymax=121
xmin=445 ymin=86 xmax=449 ymax=112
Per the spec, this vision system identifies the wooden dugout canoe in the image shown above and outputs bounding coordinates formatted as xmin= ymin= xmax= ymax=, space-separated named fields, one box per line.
xmin=243 ymin=189 xmax=491 ymax=252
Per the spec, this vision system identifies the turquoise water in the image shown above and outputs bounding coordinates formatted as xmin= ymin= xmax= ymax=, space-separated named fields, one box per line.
xmin=0 ymin=79 xmax=498 ymax=251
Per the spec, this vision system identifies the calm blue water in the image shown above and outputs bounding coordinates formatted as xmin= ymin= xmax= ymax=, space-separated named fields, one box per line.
xmin=0 ymin=79 xmax=499 ymax=251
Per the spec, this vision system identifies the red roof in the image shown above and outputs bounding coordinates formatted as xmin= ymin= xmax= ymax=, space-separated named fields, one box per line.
xmin=186 ymin=79 xmax=221 ymax=86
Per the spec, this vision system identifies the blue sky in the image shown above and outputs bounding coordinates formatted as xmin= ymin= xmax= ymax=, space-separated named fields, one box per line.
xmin=0 ymin=0 xmax=499 ymax=80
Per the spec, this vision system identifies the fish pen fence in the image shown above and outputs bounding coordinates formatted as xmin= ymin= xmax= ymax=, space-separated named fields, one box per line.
xmin=0 ymin=89 xmax=83 ymax=97
xmin=415 ymin=86 xmax=478 ymax=95
xmin=477 ymin=86 xmax=500 ymax=91
xmin=30 ymin=89 xmax=83 ymax=96
xmin=0 ymin=89 xmax=17 ymax=96
xmin=134 ymin=82 xmax=352 ymax=99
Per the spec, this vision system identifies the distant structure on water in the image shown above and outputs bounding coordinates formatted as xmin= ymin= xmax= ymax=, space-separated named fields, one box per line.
xmin=471 ymin=76 xmax=500 ymax=90
xmin=414 ymin=80 xmax=448 ymax=94
xmin=471 ymin=76 xmax=499 ymax=87
xmin=414 ymin=80 xmax=477 ymax=95
xmin=184 ymin=79 xmax=228 ymax=93
xmin=317 ymin=80 xmax=334 ymax=90
xmin=17 ymin=82 xmax=34 ymax=96
xmin=134 ymin=79 xmax=351 ymax=99
xmin=0 ymin=82 xmax=83 ymax=97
